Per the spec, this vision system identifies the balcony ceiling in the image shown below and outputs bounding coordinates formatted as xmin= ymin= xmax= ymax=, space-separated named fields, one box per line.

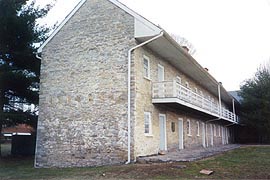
xmin=136 ymin=32 xmax=234 ymax=105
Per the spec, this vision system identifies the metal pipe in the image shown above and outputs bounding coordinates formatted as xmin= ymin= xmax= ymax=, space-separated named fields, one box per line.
xmin=218 ymin=82 xmax=222 ymax=117
xmin=126 ymin=31 xmax=164 ymax=164
xmin=232 ymin=99 xmax=235 ymax=121
xmin=36 ymin=53 xmax=42 ymax=60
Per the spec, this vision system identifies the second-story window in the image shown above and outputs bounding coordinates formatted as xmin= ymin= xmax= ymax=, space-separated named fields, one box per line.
xmin=157 ymin=64 xmax=164 ymax=82
xmin=200 ymin=90 xmax=203 ymax=97
xmin=185 ymin=82 xmax=189 ymax=89
xmin=176 ymin=76 xmax=181 ymax=84
xmin=143 ymin=55 xmax=150 ymax=79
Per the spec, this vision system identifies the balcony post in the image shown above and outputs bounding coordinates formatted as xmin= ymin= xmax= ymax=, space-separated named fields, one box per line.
xmin=232 ymin=98 xmax=236 ymax=121
xmin=218 ymin=82 xmax=222 ymax=118
xmin=173 ymin=80 xmax=177 ymax=97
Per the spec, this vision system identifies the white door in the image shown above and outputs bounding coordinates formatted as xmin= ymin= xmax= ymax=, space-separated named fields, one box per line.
xmin=159 ymin=114 xmax=167 ymax=151
xmin=202 ymin=122 xmax=206 ymax=147
xmin=206 ymin=124 xmax=209 ymax=147
xmin=178 ymin=119 xmax=184 ymax=149
xmin=221 ymin=127 xmax=225 ymax=145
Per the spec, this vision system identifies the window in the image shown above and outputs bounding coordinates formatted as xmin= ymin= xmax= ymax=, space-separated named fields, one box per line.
xmin=157 ymin=64 xmax=164 ymax=82
xmin=176 ymin=76 xmax=181 ymax=84
xmin=218 ymin=125 xmax=221 ymax=137
xmin=197 ymin=121 xmax=200 ymax=136
xmin=171 ymin=122 xmax=175 ymax=132
xmin=185 ymin=82 xmax=189 ymax=89
xmin=144 ymin=112 xmax=152 ymax=135
xmin=200 ymin=90 xmax=203 ymax=97
xmin=143 ymin=55 xmax=150 ymax=79
xmin=187 ymin=119 xmax=191 ymax=136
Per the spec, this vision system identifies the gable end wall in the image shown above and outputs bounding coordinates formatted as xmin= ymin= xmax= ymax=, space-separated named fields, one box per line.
xmin=35 ymin=0 xmax=135 ymax=167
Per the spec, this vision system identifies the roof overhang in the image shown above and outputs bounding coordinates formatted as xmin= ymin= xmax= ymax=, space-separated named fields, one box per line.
xmin=136 ymin=31 xmax=234 ymax=105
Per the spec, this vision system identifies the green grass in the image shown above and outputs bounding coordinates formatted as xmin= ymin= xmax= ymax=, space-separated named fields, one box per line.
xmin=0 ymin=146 xmax=270 ymax=179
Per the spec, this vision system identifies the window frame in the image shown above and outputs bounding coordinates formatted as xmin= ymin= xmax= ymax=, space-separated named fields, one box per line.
xmin=187 ymin=119 xmax=191 ymax=136
xmin=144 ymin=112 xmax=152 ymax=136
xmin=185 ymin=81 xmax=190 ymax=89
xmin=157 ymin=64 xmax=165 ymax=82
xmin=196 ymin=121 xmax=200 ymax=136
xmin=143 ymin=55 xmax=150 ymax=80
xmin=176 ymin=76 xmax=181 ymax=84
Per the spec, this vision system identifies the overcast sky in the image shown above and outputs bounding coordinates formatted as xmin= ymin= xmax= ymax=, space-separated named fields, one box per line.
xmin=38 ymin=0 xmax=270 ymax=91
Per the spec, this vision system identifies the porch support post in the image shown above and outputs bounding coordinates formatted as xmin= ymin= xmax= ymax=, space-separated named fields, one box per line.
xmin=218 ymin=82 xmax=222 ymax=118
xmin=232 ymin=99 xmax=236 ymax=121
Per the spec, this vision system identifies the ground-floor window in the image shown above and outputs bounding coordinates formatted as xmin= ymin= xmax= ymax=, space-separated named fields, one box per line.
xmin=187 ymin=119 xmax=191 ymax=136
xmin=144 ymin=112 xmax=152 ymax=135
xmin=196 ymin=121 xmax=200 ymax=136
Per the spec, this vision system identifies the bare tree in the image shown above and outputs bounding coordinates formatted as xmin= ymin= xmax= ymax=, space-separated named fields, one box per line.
xmin=170 ymin=34 xmax=196 ymax=55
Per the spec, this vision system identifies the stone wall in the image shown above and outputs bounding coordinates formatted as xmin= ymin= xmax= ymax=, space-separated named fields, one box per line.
xmin=35 ymin=0 xmax=136 ymax=167
xmin=133 ymin=46 xmax=232 ymax=158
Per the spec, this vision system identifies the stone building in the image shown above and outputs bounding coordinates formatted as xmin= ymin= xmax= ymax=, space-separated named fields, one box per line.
xmin=35 ymin=0 xmax=240 ymax=167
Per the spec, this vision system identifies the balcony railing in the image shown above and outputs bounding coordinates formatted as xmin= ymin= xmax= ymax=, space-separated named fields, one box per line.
xmin=152 ymin=81 xmax=238 ymax=123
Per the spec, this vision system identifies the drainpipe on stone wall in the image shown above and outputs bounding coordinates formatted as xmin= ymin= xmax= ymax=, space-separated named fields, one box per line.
xmin=126 ymin=31 xmax=164 ymax=164
xmin=36 ymin=53 xmax=42 ymax=60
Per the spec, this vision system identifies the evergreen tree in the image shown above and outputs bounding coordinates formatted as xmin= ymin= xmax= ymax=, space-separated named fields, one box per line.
xmin=240 ymin=64 xmax=270 ymax=143
xmin=0 ymin=0 xmax=52 ymax=156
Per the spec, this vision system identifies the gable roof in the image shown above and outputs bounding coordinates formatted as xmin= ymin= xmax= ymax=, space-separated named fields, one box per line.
xmin=37 ymin=0 xmax=162 ymax=53
xmin=37 ymin=0 xmax=235 ymax=106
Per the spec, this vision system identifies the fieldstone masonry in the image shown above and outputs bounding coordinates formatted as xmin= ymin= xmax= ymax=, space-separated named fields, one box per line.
xmin=36 ymin=0 xmax=235 ymax=167
xmin=35 ymin=0 xmax=136 ymax=167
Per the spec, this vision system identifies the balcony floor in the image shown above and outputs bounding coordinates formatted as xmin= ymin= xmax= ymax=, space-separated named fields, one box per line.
xmin=153 ymin=97 xmax=236 ymax=123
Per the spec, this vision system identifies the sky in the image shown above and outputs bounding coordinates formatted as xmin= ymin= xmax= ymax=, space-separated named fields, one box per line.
xmin=37 ymin=0 xmax=270 ymax=91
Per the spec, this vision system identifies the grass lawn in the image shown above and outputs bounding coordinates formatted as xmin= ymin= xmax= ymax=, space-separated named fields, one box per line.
xmin=0 ymin=146 xmax=270 ymax=179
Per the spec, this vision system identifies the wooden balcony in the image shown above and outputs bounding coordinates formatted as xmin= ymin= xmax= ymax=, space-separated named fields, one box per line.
xmin=152 ymin=81 xmax=238 ymax=123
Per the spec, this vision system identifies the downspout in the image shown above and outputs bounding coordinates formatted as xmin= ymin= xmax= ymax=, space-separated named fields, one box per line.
xmin=204 ymin=82 xmax=223 ymax=147
xmin=34 ymin=52 xmax=41 ymax=168
xmin=126 ymin=31 xmax=164 ymax=164
xmin=36 ymin=53 xmax=42 ymax=60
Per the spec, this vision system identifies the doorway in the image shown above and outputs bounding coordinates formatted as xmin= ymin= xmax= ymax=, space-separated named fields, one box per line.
xmin=159 ymin=114 xmax=167 ymax=151
xmin=178 ymin=118 xmax=184 ymax=149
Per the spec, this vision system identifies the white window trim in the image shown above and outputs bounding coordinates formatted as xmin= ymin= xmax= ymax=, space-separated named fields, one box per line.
xmin=187 ymin=119 xmax=191 ymax=136
xmin=157 ymin=64 xmax=165 ymax=82
xmin=144 ymin=112 xmax=152 ymax=136
xmin=176 ymin=76 xmax=181 ymax=84
xmin=197 ymin=121 xmax=200 ymax=136
xmin=143 ymin=55 xmax=150 ymax=80
xmin=185 ymin=81 xmax=190 ymax=89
